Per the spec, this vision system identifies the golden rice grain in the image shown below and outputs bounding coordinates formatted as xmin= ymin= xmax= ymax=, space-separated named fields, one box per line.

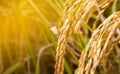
xmin=78 ymin=11 xmax=120 ymax=74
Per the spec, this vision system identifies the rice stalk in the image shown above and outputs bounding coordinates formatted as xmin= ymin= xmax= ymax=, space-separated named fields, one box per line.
xmin=74 ymin=0 xmax=113 ymax=33
xmin=55 ymin=0 xmax=82 ymax=73
xmin=55 ymin=0 xmax=112 ymax=74
xmin=78 ymin=11 xmax=120 ymax=74
xmin=36 ymin=44 xmax=53 ymax=74
xmin=92 ymin=0 xmax=113 ymax=29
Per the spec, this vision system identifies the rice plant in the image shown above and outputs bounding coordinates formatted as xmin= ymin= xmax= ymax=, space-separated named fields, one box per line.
xmin=0 ymin=0 xmax=120 ymax=74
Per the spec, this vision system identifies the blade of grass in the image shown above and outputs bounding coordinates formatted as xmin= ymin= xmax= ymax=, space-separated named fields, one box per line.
xmin=3 ymin=57 xmax=30 ymax=74
xmin=54 ymin=0 xmax=63 ymax=11
xmin=46 ymin=0 xmax=62 ymax=16
xmin=3 ymin=63 xmax=20 ymax=74
xmin=64 ymin=59 xmax=72 ymax=74
xmin=2 ymin=19 xmax=13 ymax=64
xmin=12 ymin=1 xmax=36 ymax=66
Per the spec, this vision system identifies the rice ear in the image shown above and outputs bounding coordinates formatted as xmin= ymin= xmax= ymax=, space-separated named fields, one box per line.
xmin=54 ymin=0 xmax=113 ymax=74
xmin=78 ymin=11 xmax=120 ymax=74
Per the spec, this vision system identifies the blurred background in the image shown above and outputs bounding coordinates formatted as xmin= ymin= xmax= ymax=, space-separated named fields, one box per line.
xmin=0 ymin=0 xmax=63 ymax=74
